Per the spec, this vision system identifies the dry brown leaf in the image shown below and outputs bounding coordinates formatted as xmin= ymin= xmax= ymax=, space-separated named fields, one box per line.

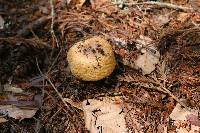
xmin=177 ymin=13 xmax=191 ymax=23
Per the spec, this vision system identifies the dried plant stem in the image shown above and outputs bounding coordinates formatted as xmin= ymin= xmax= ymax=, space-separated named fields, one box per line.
xmin=46 ymin=78 xmax=72 ymax=110
xmin=161 ymin=85 xmax=190 ymax=111
xmin=126 ymin=1 xmax=192 ymax=11
xmin=50 ymin=0 xmax=59 ymax=47
xmin=154 ymin=76 xmax=190 ymax=110
xmin=47 ymin=49 xmax=62 ymax=74
xmin=36 ymin=59 xmax=73 ymax=112
xmin=153 ymin=61 xmax=191 ymax=111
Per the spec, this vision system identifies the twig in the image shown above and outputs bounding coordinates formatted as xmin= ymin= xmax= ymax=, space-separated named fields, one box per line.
xmin=49 ymin=107 xmax=62 ymax=122
xmin=50 ymin=0 xmax=59 ymax=47
xmin=161 ymin=85 xmax=190 ymax=111
xmin=152 ymin=74 xmax=190 ymax=110
xmin=63 ymin=98 xmax=83 ymax=110
xmin=153 ymin=61 xmax=191 ymax=111
xmin=36 ymin=58 xmax=73 ymax=112
xmin=126 ymin=1 xmax=192 ymax=11
xmin=47 ymin=49 xmax=62 ymax=74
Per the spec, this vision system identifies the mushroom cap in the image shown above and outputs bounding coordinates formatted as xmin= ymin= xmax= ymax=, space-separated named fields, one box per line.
xmin=67 ymin=36 xmax=116 ymax=81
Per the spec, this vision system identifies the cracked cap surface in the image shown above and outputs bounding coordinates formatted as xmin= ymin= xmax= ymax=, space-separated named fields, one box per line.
xmin=67 ymin=36 xmax=116 ymax=81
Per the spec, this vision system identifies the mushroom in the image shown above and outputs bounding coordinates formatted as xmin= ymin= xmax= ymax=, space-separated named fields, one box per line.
xmin=67 ymin=36 xmax=116 ymax=81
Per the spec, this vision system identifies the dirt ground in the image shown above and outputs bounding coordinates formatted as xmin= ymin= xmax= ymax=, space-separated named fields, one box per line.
xmin=0 ymin=0 xmax=200 ymax=133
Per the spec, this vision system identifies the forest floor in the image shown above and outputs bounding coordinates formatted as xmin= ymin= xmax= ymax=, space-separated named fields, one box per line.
xmin=0 ymin=0 xmax=200 ymax=133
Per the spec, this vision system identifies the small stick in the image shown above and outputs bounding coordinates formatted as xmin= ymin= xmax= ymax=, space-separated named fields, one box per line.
xmin=126 ymin=1 xmax=192 ymax=11
xmin=161 ymin=85 xmax=191 ymax=111
xmin=36 ymin=58 xmax=73 ymax=112
xmin=47 ymin=49 xmax=62 ymax=74
xmin=50 ymin=0 xmax=59 ymax=47
xmin=152 ymin=69 xmax=191 ymax=111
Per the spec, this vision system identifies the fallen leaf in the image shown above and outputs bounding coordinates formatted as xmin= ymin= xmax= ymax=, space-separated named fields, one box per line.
xmin=82 ymin=98 xmax=127 ymax=133
xmin=7 ymin=107 xmax=37 ymax=120
xmin=169 ymin=103 xmax=198 ymax=121
xmin=169 ymin=103 xmax=199 ymax=133
xmin=76 ymin=0 xmax=86 ymax=8
xmin=186 ymin=114 xmax=200 ymax=126
xmin=176 ymin=125 xmax=200 ymax=133
xmin=190 ymin=125 xmax=200 ymax=133
xmin=0 ymin=105 xmax=38 ymax=120
xmin=134 ymin=47 xmax=160 ymax=75
xmin=3 ymin=84 xmax=23 ymax=93
xmin=153 ymin=14 xmax=170 ymax=27
xmin=177 ymin=13 xmax=191 ymax=23
xmin=0 ymin=117 xmax=8 ymax=123
xmin=134 ymin=35 xmax=160 ymax=75
xmin=176 ymin=127 xmax=190 ymax=133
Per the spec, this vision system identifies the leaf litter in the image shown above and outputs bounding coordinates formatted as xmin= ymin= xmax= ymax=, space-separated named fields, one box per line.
xmin=0 ymin=0 xmax=200 ymax=132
